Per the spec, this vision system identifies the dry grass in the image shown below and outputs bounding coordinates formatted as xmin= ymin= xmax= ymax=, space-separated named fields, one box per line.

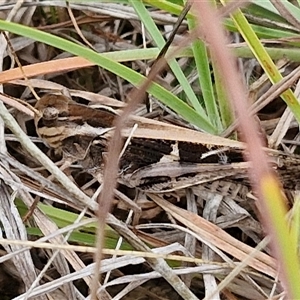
xmin=0 ymin=1 xmax=298 ymax=299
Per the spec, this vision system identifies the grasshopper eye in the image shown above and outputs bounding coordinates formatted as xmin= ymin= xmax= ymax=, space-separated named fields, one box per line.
xmin=43 ymin=106 xmax=59 ymax=121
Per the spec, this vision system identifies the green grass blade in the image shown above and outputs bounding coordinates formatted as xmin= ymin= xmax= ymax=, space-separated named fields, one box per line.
xmin=252 ymin=0 xmax=300 ymax=20
xmin=187 ymin=11 xmax=222 ymax=131
xmin=233 ymin=46 xmax=300 ymax=62
xmin=142 ymin=0 xmax=188 ymax=16
xmin=224 ymin=18 xmax=300 ymax=40
xmin=261 ymin=175 xmax=300 ymax=299
xmin=214 ymin=67 xmax=233 ymax=129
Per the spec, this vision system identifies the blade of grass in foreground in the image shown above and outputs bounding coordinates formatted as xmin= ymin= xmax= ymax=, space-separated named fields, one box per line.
xmin=260 ymin=175 xmax=300 ymax=298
